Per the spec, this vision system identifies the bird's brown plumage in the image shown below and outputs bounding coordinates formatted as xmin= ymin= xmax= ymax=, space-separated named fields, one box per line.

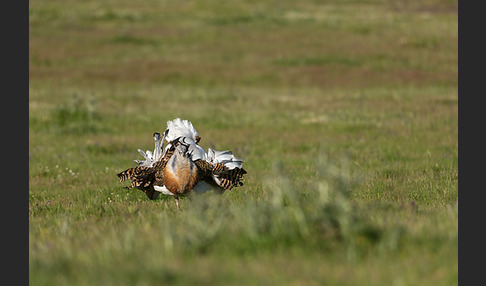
xmin=117 ymin=146 xmax=175 ymax=200
xmin=161 ymin=143 xmax=199 ymax=196
xmin=118 ymin=139 xmax=246 ymax=199
xmin=193 ymin=159 xmax=247 ymax=191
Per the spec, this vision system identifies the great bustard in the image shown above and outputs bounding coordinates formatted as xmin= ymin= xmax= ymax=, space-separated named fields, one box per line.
xmin=117 ymin=118 xmax=247 ymax=208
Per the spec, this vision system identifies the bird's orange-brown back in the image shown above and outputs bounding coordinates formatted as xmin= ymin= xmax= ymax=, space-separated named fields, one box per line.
xmin=163 ymin=148 xmax=199 ymax=195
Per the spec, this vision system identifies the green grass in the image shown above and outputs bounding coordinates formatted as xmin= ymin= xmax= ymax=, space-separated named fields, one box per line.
xmin=29 ymin=0 xmax=457 ymax=285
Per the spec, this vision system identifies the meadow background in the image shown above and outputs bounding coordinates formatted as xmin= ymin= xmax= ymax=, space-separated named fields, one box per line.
xmin=29 ymin=0 xmax=458 ymax=285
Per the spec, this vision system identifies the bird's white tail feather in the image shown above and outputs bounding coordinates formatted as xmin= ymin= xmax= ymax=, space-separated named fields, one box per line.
xmin=153 ymin=132 xmax=164 ymax=162
xmin=207 ymin=148 xmax=244 ymax=170
xmin=188 ymin=142 xmax=207 ymax=161
xmin=165 ymin=118 xmax=199 ymax=143
xmin=134 ymin=132 xmax=164 ymax=167
xmin=134 ymin=149 xmax=154 ymax=167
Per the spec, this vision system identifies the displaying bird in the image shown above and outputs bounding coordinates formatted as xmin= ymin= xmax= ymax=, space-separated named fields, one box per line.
xmin=118 ymin=118 xmax=200 ymax=200
xmin=117 ymin=118 xmax=247 ymax=208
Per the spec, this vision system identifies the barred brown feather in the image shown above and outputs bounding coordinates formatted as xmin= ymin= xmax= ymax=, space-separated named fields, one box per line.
xmin=216 ymin=167 xmax=247 ymax=190
xmin=193 ymin=159 xmax=246 ymax=191
xmin=117 ymin=166 xmax=152 ymax=182
xmin=117 ymin=143 xmax=177 ymax=200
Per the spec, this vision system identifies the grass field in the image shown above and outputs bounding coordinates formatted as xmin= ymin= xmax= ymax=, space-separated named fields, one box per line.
xmin=29 ymin=0 xmax=458 ymax=285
